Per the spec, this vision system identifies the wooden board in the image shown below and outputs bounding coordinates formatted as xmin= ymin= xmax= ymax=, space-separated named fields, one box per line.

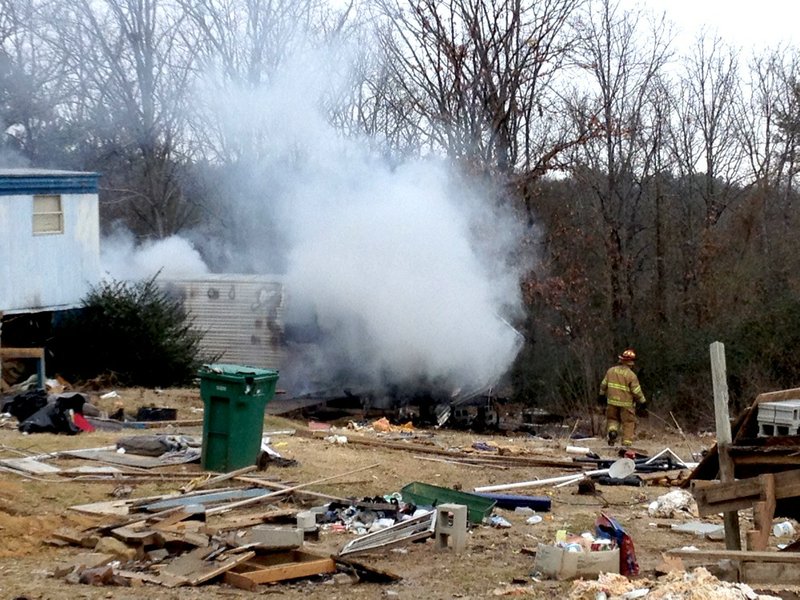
xmin=740 ymin=561 xmax=800 ymax=584
xmin=62 ymin=449 xmax=199 ymax=469
xmin=111 ymin=526 xmax=165 ymax=547
xmin=0 ymin=458 xmax=61 ymax=474
xmin=200 ymin=508 xmax=298 ymax=534
xmin=160 ymin=547 xmax=256 ymax=586
xmin=223 ymin=550 xmax=336 ymax=587
xmin=692 ymin=469 xmax=800 ymax=516
xmin=666 ymin=549 xmax=800 ymax=562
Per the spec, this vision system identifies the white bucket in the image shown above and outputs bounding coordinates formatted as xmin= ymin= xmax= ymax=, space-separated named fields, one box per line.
xmin=773 ymin=521 xmax=795 ymax=538
xmin=608 ymin=457 xmax=636 ymax=479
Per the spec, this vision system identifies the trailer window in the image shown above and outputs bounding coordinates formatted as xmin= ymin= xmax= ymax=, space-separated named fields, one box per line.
xmin=33 ymin=194 xmax=63 ymax=234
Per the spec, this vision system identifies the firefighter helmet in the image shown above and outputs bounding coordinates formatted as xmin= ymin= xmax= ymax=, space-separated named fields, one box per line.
xmin=619 ymin=348 xmax=636 ymax=363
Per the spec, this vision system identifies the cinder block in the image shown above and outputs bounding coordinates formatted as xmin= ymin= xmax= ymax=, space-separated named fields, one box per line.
xmin=248 ymin=525 xmax=303 ymax=549
xmin=435 ymin=503 xmax=467 ymax=553
xmin=296 ymin=510 xmax=316 ymax=531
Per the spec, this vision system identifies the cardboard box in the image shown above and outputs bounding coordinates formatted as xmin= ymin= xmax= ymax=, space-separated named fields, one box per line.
xmin=533 ymin=543 xmax=619 ymax=580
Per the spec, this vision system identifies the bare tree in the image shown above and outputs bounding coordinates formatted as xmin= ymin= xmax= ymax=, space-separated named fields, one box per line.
xmin=566 ymin=0 xmax=672 ymax=346
xmin=371 ymin=0 xmax=585 ymax=181
xmin=46 ymin=0 xmax=199 ymax=238
xmin=0 ymin=0 xmax=75 ymax=164
xmin=670 ymin=33 xmax=745 ymax=227
xmin=178 ymin=0 xmax=333 ymax=165
xmin=667 ymin=33 xmax=745 ymax=323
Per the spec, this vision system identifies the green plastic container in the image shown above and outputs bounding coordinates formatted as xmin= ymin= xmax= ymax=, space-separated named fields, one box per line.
xmin=401 ymin=481 xmax=496 ymax=524
xmin=198 ymin=363 xmax=279 ymax=472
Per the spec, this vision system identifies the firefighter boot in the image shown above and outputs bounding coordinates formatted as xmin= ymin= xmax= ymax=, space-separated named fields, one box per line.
xmin=607 ymin=429 xmax=618 ymax=446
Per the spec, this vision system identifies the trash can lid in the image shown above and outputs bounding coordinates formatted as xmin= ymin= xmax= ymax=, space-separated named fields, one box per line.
xmin=198 ymin=363 xmax=279 ymax=382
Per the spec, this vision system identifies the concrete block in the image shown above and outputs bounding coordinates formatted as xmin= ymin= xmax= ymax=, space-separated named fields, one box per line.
xmin=435 ymin=503 xmax=467 ymax=553
xmin=296 ymin=510 xmax=317 ymax=531
xmin=248 ymin=525 xmax=303 ymax=549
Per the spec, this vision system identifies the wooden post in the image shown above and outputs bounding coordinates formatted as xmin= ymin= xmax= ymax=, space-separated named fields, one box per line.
xmin=746 ymin=473 xmax=776 ymax=551
xmin=710 ymin=341 xmax=741 ymax=550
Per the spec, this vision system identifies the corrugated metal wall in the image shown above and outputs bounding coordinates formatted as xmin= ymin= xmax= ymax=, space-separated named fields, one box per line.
xmin=161 ymin=275 xmax=286 ymax=370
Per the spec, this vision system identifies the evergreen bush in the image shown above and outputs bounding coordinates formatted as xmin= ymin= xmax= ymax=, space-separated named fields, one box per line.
xmin=52 ymin=275 xmax=206 ymax=387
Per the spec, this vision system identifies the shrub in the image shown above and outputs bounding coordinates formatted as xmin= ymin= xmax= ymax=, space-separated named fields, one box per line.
xmin=52 ymin=275 xmax=206 ymax=387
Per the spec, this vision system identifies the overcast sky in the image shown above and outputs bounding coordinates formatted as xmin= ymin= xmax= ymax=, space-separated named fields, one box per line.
xmin=628 ymin=0 xmax=798 ymax=51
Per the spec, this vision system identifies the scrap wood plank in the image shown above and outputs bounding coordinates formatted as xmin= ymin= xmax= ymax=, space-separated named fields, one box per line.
xmin=207 ymin=463 xmax=380 ymax=516
xmin=52 ymin=528 xmax=100 ymax=548
xmin=69 ymin=487 xmax=240 ymax=517
xmin=692 ymin=469 xmax=800 ymax=516
xmin=0 ymin=346 xmax=44 ymax=359
xmin=143 ymin=487 xmax=270 ymax=512
xmin=69 ymin=499 xmax=136 ymax=517
xmin=739 ymin=561 xmax=800 ymax=585
xmin=334 ymin=556 xmax=402 ymax=583
xmin=116 ymin=569 xmax=187 ymax=587
xmin=181 ymin=465 xmax=257 ymax=493
xmin=666 ymin=549 xmax=800 ymax=562
xmin=0 ymin=457 xmax=61 ymax=475
xmin=149 ymin=507 xmax=196 ymax=529
xmin=234 ymin=476 xmax=348 ymax=503
xmin=160 ymin=548 xmax=256 ymax=586
xmin=111 ymin=526 xmax=165 ymax=547
xmin=156 ymin=529 xmax=210 ymax=548
xmin=60 ymin=466 xmax=123 ymax=475
xmin=128 ymin=419 xmax=203 ymax=429
xmin=729 ymin=454 xmax=800 ymax=467
xmin=200 ymin=508 xmax=299 ymax=534
xmin=61 ymin=448 xmax=199 ymax=469
xmin=746 ymin=473 xmax=776 ymax=551
xmin=53 ymin=552 xmax=116 ymax=577
xmin=223 ymin=550 xmax=336 ymax=588
xmin=128 ymin=486 xmax=240 ymax=510
xmin=326 ymin=434 xmax=581 ymax=469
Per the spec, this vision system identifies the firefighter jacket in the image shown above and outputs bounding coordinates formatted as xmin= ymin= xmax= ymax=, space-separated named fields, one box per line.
xmin=600 ymin=364 xmax=646 ymax=408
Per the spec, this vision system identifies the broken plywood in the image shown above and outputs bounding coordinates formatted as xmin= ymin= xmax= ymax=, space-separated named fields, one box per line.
xmin=223 ymin=550 xmax=336 ymax=590
xmin=62 ymin=448 xmax=199 ymax=469
xmin=159 ymin=547 xmax=256 ymax=586
xmin=0 ymin=457 xmax=61 ymax=474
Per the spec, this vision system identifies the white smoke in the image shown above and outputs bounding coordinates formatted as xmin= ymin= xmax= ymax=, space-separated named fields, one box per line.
xmin=100 ymin=228 xmax=209 ymax=281
xmin=198 ymin=45 xmax=527 ymax=392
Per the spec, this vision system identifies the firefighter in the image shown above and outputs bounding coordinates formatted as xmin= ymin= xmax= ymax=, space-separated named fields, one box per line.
xmin=599 ymin=348 xmax=646 ymax=447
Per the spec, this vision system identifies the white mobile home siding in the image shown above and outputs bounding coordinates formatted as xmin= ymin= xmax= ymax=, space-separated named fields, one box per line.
xmin=0 ymin=170 xmax=100 ymax=314
xmin=161 ymin=275 xmax=286 ymax=370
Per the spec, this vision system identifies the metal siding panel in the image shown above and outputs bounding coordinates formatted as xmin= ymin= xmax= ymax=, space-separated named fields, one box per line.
xmin=160 ymin=276 xmax=286 ymax=370
xmin=0 ymin=172 xmax=99 ymax=196
xmin=0 ymin=193 xmax=100 ymax=313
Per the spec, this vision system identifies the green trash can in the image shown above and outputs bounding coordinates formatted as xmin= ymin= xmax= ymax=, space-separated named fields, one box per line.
xmin=198 ymin=363 xmax=279 ymax=472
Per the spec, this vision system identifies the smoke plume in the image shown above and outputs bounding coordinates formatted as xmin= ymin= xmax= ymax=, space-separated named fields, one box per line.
xmin=198 ymin=47 xmax=526 ymax=394
xmin=100 ymin=228 xmax=209 ymax=281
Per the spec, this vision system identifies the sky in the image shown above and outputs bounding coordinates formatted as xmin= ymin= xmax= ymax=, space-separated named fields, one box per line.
xmin=628 ymin=0 xmax=799 ymax=52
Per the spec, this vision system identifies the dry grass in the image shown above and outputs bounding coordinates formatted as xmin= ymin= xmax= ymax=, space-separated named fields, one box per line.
xmin=0 ymin=387 xmax=790 ymax=599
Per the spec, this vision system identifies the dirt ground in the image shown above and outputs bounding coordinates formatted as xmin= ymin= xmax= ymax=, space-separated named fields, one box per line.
xmin=0 ymin=387 xmax=798 ymax=599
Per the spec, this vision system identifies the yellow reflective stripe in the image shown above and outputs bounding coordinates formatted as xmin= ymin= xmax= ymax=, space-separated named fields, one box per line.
xmin=608 ymin=398 xmax=634 ymax=408
xmin=607 ymin=382 xmax=629 ymax=391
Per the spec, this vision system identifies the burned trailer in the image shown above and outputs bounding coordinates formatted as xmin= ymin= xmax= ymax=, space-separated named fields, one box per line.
xmin=278 ymin=380 xmax=507 ymax=431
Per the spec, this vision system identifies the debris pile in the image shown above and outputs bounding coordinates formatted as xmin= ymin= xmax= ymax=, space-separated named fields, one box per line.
xmin=52 ymin=463 xmax=403 ymax=589
xmin=567 ymin=567 xmax=782 ymax=600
